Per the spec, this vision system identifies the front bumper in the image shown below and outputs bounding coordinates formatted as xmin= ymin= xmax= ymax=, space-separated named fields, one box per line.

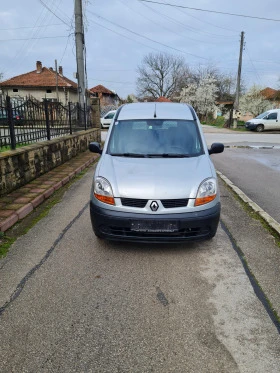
xmin=245 ymin=122 xmax=257 ymax=130
xmin=90 ymin=201 xmax=221 ymax=242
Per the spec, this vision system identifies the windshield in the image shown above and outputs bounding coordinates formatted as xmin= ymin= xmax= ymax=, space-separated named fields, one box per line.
xmin=256 ymin=111 xmax=269 ymax=119
xmin=107 ymin=119 xmax=204 ymax=157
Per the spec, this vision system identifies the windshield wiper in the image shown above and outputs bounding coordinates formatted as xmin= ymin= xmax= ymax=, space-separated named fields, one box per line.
xmin=146 ymin=153 xmax=191 ymax=158
xmin=110 ymin=153 xmax=147 ymax=158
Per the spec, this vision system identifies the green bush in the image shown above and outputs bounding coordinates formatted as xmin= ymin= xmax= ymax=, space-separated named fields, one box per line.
xmin=201 ymin=116 xmax=225 ymax=127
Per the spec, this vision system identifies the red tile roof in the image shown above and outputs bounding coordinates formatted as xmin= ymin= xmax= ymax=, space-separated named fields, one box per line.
xmin=155 ymin=96 xmax=172 ymax=102
xmin=0 ymin=67 xmax=78 ymax=90
xmin=261 ymin=87 xmax=280 ymax=100
xmin=89 ymin=85 xmax=115 ymax=95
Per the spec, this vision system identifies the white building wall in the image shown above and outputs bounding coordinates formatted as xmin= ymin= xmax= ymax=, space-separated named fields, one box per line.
xmin=1 ymin=87 xmax=77 ymax=105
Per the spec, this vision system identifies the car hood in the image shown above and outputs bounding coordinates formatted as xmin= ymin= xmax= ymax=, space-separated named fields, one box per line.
xmin=247 ymin=119 xmax=264 ymax=124
xmin=97 ymin=154 xmax=214 ymax=199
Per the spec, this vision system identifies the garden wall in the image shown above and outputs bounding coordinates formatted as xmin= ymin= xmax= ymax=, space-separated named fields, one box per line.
xmin=0 ymin=128 xmax=100 ymax=196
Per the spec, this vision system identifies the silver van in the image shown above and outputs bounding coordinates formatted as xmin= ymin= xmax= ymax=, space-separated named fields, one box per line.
xmin=89 ymin=102 xmax=224 ymax=242
xmin=245 ymin=109 xmax=280 ymax=132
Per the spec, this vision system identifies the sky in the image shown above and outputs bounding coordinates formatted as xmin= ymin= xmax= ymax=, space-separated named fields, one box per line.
xmin=0 ymin=0 xmax=280 ymax=99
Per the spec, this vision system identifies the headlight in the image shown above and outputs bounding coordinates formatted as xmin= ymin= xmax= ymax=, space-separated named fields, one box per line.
xmin=195 ymin=178 xmax=217 ymax=206
xmin=94 ymin=177 xmax=115 ymax=205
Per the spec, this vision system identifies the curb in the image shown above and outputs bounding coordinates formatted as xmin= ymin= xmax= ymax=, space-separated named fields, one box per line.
xmin=0 ymin=155 xmax=98 ymax=232
xmin=217 ymin=171 xmax=280 ymax=236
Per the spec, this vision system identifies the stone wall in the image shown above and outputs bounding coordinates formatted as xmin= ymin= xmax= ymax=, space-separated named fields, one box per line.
xmin=0 ymin=128 xmax=101 ymax=196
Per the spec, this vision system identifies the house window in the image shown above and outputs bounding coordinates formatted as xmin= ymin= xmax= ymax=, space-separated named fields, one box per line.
xmin=13 ymin=89 xmax=18 ymax=92
xmin=43 ymin=98 xmax=58 ymax=102
xmin=46 ymin=89 xmax=52 ymax=93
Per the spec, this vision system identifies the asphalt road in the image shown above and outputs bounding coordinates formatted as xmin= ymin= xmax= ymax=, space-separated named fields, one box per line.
xmin=0 ymin=164 xmax=280 ymax=372
xmin=200 ymin=126 xmax=280 ymax=224
xmin=212 ymin=147 xmax=280 ymax=224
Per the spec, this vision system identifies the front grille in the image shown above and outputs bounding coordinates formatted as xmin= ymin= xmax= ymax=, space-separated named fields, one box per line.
xmin=161 ymin=199 xmax=188 ymax=208
xmin=121 ymin=198 xmax=148 ymax=208
xmin=121 ymin=198 xmax=189 ymax=209
xmin=104 ymin=226 xmax=210 ymax=239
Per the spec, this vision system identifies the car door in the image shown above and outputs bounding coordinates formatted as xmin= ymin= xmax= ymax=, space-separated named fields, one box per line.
xmin=263 ymin=112 xmax=278 ymax=130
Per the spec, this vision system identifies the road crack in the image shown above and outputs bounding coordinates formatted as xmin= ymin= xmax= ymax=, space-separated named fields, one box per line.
xmin=0 ymin=202 xmax=89 ymax=317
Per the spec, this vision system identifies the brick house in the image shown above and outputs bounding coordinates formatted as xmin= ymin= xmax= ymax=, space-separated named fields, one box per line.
xmin=0 ymin=61 xmax=80 ymax=105
xmin=89 ymin=85 xmax=120 ymax=106
xmin=155 ymin=96 xmax=172 ymax=102
xmin=261 ymin=87 xmax=280 ymax=107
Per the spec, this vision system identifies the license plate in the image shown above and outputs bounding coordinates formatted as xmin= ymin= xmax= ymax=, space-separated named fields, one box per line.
xmin=131 ymin=220 xmax=178 ymax=232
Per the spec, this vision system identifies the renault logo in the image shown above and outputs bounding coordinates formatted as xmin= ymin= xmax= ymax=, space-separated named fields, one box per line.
xmin=150 ymin=201 xmax=159 ymax=211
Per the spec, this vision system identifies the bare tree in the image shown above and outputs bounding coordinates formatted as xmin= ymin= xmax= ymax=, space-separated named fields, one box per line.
xmin=136 ymin=52 xmax=189 ymax=99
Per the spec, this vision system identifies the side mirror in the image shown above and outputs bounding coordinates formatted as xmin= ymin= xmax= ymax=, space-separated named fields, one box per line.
xmin=208 ymin=142 xmax=224 ymax=155
xmin=89 ymin=142 xmax=102 ymax=154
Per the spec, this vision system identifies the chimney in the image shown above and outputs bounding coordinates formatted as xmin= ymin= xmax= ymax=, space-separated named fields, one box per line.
xmin=36 ymin=61 xmax=42 ymax=74
xmin=58 ymin=66 xmax=63 ymax=76
xmin=49 ymin=67 xmax=54 ymax=72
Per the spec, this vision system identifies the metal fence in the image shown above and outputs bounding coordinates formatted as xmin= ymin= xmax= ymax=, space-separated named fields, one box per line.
xmin=100 ymin=104 xmax=118 ymax=117
xmin=0 ymin=96 xmax=95 ymax=149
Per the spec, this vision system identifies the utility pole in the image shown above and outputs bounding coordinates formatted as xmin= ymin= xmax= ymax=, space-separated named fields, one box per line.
xmin=74 ymin=0 xmax=86 ymax=109
xmin=233 ymin=31 xmax=245 ymax=128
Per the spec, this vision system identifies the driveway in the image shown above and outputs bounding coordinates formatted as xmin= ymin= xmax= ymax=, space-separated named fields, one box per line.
xmin=0 ymin=162 xmax=279 ymax=372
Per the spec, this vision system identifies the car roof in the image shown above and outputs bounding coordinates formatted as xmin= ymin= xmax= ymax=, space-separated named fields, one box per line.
xmin=117 ymin=102 xmax=195 ymax=121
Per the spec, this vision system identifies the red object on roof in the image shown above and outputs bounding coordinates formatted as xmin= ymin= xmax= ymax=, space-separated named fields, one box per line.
xmin=89 ymin=85 xmax=115 ymax=95
xmin=0 ymin=61 xmax=77 ymax=89
xmin=155 ymin=96 xmax=172 ymax=102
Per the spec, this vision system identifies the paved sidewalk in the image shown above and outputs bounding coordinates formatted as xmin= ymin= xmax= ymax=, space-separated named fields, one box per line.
xmin=0 ymin=151 xmax=99 ymax=232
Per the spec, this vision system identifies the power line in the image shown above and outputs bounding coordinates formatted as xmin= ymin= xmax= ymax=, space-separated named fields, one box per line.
xmin=88 ymin=10 xmax=208 ymax=60
xmin=38 ymin=0 xmax=71 ymax=26
xmin=88 ymin=78 xmax=134 ymax=85
xmin=118 ymin=0 xmax=234 ymax=44
xmin=251 ymin=59 xmax=280 ymax=66
xmin=0 ymin=36 xmax=69 ymax=42
xmin=138 ymin=0 xmax=238 ymax=38
xmin=89 ymin=19 xmax=163 ymax=53
xmin=94 ymin=69 xmax=135 ymax=72
xmin=158 ymin=0 xmax=239 ymax=33
xmin=0 ymin=0 xmax=65 ymax=77
xmin=59 ymin=33 xmax=74 ymax=64
xmin=244 ymin=49 xmax=263 ymax=85
xmin=138 ymin=0 xmax=280 ymax=22
xmin=0 ymin=23 xmax=64 ymax=31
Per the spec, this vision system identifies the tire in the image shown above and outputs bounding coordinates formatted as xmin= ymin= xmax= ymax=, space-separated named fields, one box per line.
xmin=256 ymin=124 xmax=264 ymax=132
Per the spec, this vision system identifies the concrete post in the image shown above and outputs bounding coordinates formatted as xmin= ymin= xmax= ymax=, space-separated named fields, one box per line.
xmin=90 ymin=97 xmax=101 ymax=142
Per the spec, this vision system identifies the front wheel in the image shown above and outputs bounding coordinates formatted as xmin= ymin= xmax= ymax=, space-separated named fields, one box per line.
xmin=256 ymin=124 xmax=264 ymax=132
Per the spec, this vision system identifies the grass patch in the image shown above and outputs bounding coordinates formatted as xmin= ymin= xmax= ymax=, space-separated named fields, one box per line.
xmin=0 ymin=142 xmax=34 ymax=153
xmin=0 ymin=233 xmax=16 ymax=258
xmin=201 ymin=116 xmax=225 ymax=127
xmin=201 ymin=117 xmax=246 ymax=131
